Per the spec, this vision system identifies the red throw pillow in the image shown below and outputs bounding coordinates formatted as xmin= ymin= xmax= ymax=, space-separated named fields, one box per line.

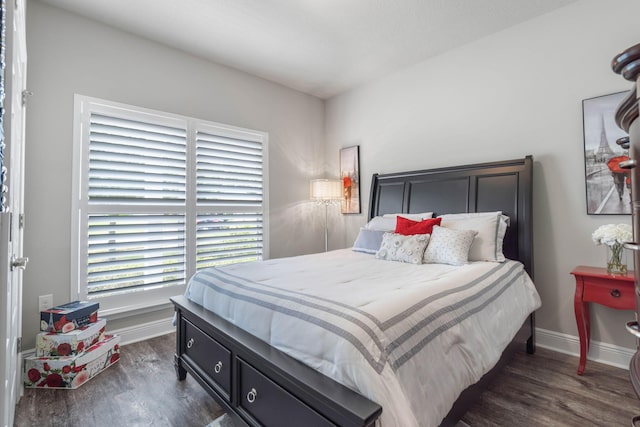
xmin=395 ymin=216 xmax=442 ymax=236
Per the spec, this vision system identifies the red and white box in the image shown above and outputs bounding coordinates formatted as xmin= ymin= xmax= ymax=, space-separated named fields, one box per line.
xmin=40 ymin=300 xmax=100 ymax=333
xmin=35 ymin=318 xmax=107 ymax=357
xmin=24 ymin=334 xmax=120 ymax=389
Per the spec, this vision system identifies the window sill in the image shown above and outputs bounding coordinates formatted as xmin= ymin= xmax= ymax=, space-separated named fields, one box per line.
xmin=86 ymin=284 xmax=185 ymax=321
xmin=98 ymin=299 xmax=174 ymax=321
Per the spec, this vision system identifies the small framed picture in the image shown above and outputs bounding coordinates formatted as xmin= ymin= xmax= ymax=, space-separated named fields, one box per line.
xmin=339 ymin=145 xmax=361 ymax=214
xmin=582 ymin=91 xmax=630 ymax=215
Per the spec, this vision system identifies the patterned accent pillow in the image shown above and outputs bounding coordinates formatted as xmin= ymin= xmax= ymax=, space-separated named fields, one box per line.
xmin=423 ymin=226 xmax=478 ymax=266
xmin=375 ymin=232 xmax=430 ymax=264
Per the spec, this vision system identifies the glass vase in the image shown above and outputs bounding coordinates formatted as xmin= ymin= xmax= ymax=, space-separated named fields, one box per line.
xmin=606 ymin=243 xmax=627 ymax=275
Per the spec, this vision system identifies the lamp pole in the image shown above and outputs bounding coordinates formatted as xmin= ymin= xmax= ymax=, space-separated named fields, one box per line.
xmin=310 ymin=179 xmax=342 ymax=253
xmin=324 ymin=202 xmax=329 ymax=252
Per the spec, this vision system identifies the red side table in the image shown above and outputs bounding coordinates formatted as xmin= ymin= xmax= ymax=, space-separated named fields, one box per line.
xmin=570 ymin=265 xmax=635 ymax=375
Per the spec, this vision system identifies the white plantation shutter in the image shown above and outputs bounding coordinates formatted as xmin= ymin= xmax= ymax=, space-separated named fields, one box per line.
xmin=72 ymin=96 xmax=268 ymax=314
xmin=87 ymin=214 xmax=186 ymax=294
xmin=88 ymin=114 xmax=187 ymax=204
xmin=85 ymin=110 xmax=188 ymax=296
xmin=195 ymin=130 xmax=263 ymax=205
xmin=195 ymin=127 xmax=264 ymax=269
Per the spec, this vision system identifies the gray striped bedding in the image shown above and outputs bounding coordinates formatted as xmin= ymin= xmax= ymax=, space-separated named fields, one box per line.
xmin=185 ymin=249 xmax=541 ymax=427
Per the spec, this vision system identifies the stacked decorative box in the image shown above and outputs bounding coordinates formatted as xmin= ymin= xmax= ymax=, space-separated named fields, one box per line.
xmin=24 ymin=301 xmax=120 ymax=389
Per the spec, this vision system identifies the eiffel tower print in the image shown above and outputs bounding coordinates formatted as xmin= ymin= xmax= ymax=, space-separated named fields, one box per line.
xmin=583 ymin=91 xmax=630 ymax=214
xmin=594 ymin=114 xmax=615 ymax=162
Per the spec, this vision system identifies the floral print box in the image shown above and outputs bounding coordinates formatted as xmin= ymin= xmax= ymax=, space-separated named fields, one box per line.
xmin=35 ymin=318 xmax=106 ymax=357
xmin=24 ymin=334 xmax=120 ymax=389
xmin=40 ymin=300 xmax=99 ymax=333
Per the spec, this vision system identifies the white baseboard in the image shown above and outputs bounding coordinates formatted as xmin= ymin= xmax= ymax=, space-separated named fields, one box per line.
xmin=536 ymin=327 xmax=634 ymax=370
xmin=109 ymin=317 xmax=175 ymax=346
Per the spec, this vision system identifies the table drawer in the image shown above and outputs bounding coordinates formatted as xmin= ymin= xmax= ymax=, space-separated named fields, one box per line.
xmin=582 ymin=278 xmax=635 ymax=310
xmin=184 ymin=319 xmax=231 ymax=396
xmin=238 ymin=358 xmax=335 ymax=427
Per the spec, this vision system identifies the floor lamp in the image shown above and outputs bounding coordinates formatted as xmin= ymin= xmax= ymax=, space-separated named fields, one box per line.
xmin=310 ymin=179 xmax=343 ymax=252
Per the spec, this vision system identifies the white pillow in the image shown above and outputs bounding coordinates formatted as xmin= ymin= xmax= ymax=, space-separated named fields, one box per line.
xmin=375 ymin=233 xmax=430 ymax=265
xmin=352 ymin=228 xmax=386 ymax=254
xmin=423 ymin=226 xmax=477 ymax=266
xmin=364 ymin=216 xmax=397 ymax=231
xmin=382 ymin=212 xmax=434 ymax=220
xmin=440 ymin=211 xmax=510 ymax=226
xmin=438 ymin=212 xmax=509 ymax=262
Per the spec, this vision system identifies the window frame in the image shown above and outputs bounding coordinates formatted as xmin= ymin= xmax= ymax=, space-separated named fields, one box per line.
xmin=71 ymin=95 xmax=269 ymax=318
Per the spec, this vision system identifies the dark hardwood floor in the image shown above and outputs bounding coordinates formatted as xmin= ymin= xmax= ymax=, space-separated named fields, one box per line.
xmin=462 ymin=346 xmax=639 ymax=426
xmin=14 ymin=333 xmax=640 ymax=426
xmin=14 ymin=333 xmax=224 ymax=427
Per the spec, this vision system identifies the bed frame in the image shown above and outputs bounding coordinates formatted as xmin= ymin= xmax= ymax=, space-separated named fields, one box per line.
xmin=171 ymin=155 xmax=535 ymax=427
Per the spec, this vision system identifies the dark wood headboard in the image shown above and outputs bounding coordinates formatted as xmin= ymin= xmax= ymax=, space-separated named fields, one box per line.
xmin=369 ymin=156 xmax=533 ymax=277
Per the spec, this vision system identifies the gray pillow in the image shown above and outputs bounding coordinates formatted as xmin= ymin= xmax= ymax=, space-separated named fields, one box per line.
xmin=352 ymin=228 xmax=386 ymax=254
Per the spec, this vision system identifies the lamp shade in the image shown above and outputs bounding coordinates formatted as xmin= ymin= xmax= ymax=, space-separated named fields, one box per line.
xmin=310 ymin=179 xmax=342 ymax=202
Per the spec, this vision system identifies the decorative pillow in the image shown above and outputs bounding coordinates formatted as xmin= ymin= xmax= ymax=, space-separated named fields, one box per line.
xmin=375 ymin=233 xmax=430 ymax=264
xmin=395 ymin=216 xmax=442 ymax=236
xmin=352 ymin=228 xmax=386 ymax=254
xmin=382 ymin=212 xmax=433 ymax=220
xmin=364 ymin=216 xmax=397 ymax=231
xmin=438 ymin=212 xmax=509 ymax=262
xmin=423 ymin=226 xmax=477 ymax=266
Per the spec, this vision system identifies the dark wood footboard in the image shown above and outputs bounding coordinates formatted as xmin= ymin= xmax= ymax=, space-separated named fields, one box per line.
xmin=172 ymin=295 xmax=382 ymax=427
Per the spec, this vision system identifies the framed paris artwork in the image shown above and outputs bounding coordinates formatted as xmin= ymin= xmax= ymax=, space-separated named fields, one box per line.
xmin=582 ymin=91 xmax=630 ymax=215
xmin=340 ymin=145 xmax=360 ymax=214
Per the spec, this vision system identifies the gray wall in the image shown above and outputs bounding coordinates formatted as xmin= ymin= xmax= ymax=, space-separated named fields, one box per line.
xmin=23 ymin=1 xmax=326 ymax=348
xmin=325 ymin=0 xmax=640 ymax=352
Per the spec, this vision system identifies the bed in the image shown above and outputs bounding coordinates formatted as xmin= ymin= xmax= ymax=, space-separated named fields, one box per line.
xmin=171 ymin=156 xmax=539 ymax=427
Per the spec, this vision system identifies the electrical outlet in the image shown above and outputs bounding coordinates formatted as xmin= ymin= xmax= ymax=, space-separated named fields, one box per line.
xmin=38 ymin=294 xmax=53 ymax=312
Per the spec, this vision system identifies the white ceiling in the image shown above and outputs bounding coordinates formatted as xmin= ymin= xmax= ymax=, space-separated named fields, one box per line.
xmin=38 ymin=0 xmax=578 ymax=99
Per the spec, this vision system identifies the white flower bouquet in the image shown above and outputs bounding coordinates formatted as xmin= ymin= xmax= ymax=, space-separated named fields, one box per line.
xmin=592 ymin=223 xmax=632 ymax=274
xmin=592 ymin=223 xmax=632 ymax=246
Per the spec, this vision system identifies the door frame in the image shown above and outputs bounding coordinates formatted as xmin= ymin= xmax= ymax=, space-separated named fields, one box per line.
xmin=0 ymin=0 xmax=28 ymax=425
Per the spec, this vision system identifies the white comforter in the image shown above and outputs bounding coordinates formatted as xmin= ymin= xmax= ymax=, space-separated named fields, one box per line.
xmin=185 ymin=249 xmax=541 ymax=427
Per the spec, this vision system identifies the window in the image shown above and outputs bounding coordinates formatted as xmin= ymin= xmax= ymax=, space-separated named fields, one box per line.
xmin=72 ymin=96 xmax=268 ymax=316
